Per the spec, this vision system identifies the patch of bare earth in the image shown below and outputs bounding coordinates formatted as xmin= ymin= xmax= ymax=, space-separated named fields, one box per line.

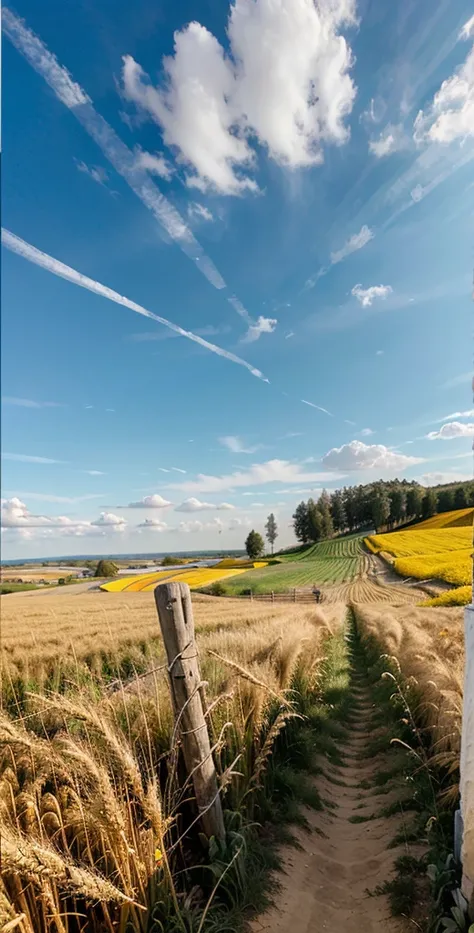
xmin=251 ymin=669 xmax=412 ymax=933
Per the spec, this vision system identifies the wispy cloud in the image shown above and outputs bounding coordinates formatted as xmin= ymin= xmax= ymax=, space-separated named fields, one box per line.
xmin=301 ymin=399 xmax=333 ymax=416
xmin=2 ymin=452 xmax=64 ymax=464
xmin=136 ymin=518 xmax=169 ymax=530
xmin=2 ymin=229 xmax=268 ymax=382
xmin=188 ymin=202 xmax=213 ymax=222
xmin=330 ymin=225 xmax=374 ymax=265
xmin=360 ymin=428 xmax=374 ymax=436
xmin=158 ymin=468 xmax=170 ymax=473
xmin=369 ymin=124 xmax=406 ymax=159
xmin=84 ymin=470 xmax=106 ymax=475
xmin=74 ymin=158 xmax=111 ymax=189
xmin=174 ymin=498 xmax=235 ymax=512
xmin=171 ymin=467 xmax=187 ymax=474
xmin=285 ymin=331 xmax=295 ymax=339
xmin=432 ymin=409 xmax=474 ymax=423
xmin=441 ymin=371 xmax=473 ymax=389
xmin=133 ymin=148 xmax=173 ymax=180
xmin=128 ymin=323 xmax=231 ymax=343
xmin=166 ymin=459 xmax=343 ymax=494
xmin=2 ymin=396 xmax=64 ymax=408
xmin=351 ymin=284 xmax=392 ymax=307
xmin=241 ymin=315 xmax=278 ymax=344
xmin=5 ymin=491 xmax=103 ymax=503
xmin=219 ymin=435 xmax=260 ymax=454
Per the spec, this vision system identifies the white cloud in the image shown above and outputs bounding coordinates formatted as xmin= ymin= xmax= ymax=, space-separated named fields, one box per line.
xmin=121 ymin=0 xmax=356 ymax=194
xmin=1 ymin=498 xmax=126 ymax=537
xmin=460 ymin=15 xmax=474 ymax=40
xmin=124 ymin=494 xmax=173 ymax=508
xmin=322 ymin=440 xmax=423 ymax=472
xmin=172 ymin=467 xmax=187 ymax=474
xmin=158 ymin=468 xmax=171 ymax=473
xmin=369 ymin=124 xmax=405 ymax=158
xmin=175 ymin=497 xmax=235 ymax=512
xmin=426 ymin=421 xmax=474 ymax=440
xmin=2 ymin=396 xmax=64 ymax=409
xmin=219 ymin=436 xmax=260 ymax=454
xmin=411 ymin=184 xmax=424 ymax=202
xmin=413 ymin=42 xmax=474 ymax=145
xmin=167 ymin=458 xmax=343 ymax=494
xmin=285 ymin=331 xmax=295 ymax=339
xmin=2 ymin=229 xmax=267 ymax=383
xmin=84 ymin=470 xmax=106 ymax=475
xmin=351 ymin=283 xmax=392 ymax=307
xmin=137 ymin=518 xmax=169 ymax=530
xmin=74 ymin=159 xmax=109 ymax=187
xmin=360 ymin=428 xmax=374 ymax=436
xmin=229 ymin=517 xmax=251 ymax=530
xmin=2 ymin=452 xmax=64 ymax=464
xmin=91 ymin=512 xmax=127 ymax=530
xmin=301 ymin=399 xmax=333 ymax=415
xmin=134 ymin=148 xmax=173 ymax=180
xmin=344 ymin=419 xmax=356 ymax=426
xmin=330 ymin=225 xmax=374 ymax=265
xmin=418 ymin=471 xmax=473 ymax=486
xmin=241 ymin=315 xmax=278 ymax=343
xmin=188 ymin=202 xmax=213 ymax=222
xmin=177 ymin=517 xmax=225 ymax=533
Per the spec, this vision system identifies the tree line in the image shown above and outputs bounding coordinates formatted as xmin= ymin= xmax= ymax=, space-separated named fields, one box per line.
xmin=292 ymin=478 xmax=474 ymax=544
xmin=243 ymin=478 xmax=473 ymax=556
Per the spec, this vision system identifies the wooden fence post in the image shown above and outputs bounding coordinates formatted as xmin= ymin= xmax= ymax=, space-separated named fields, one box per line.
xmin=154 ymin=581 xmax=225 ymax=844
xmin=293 ymin=588 xmax=296 ymax=603
xmin=271 ymin=591 xmax=274 ymax=604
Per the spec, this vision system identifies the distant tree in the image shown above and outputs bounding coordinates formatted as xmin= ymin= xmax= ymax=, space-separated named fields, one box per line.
xmin=422 ymin=489 xmax=438 ymax=519
xmin=317 ymin=489 xmax=334 ymax=538
xmin=245 ymin=530 xmax=265 ymax=560
xmin=372 ymin=493 xmax=391 ymax=533
xmin=438 ymin=489 xmax=455 ymax=513
xmin=161 ymin=555 xmax=186 ymax=566
xmin=454 ymin=486 xmax=468 ymax=509
xmin=406 ymin=486 xmax=424 ymax=519
xmin=265 ymin=513 xmax=278 ymax=555
xmin=307 ymin=499 xmax=324 ymax=543
xmin=389 ymin=489 xmax=406 ymax=527
xmin=95 ymin=560 xmax=119 ymax=578
xmin=330 ymin=490 xmax=347 ymax=533
xmin=343 ymin=487 xmax=357 ymax=531
xmin=292 ymin=501 xmax=311 ymax=544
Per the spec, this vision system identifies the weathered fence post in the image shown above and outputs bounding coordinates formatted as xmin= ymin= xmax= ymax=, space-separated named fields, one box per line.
xmin=271 ymin=591 xmax=274 ymax=604
xmin=293 ymin=588 xmax=296 ymax=603
xmin=154 ymin=581 xmax=225 ymax=844
xmin=460 ymin=599 xmax=474 ymax=914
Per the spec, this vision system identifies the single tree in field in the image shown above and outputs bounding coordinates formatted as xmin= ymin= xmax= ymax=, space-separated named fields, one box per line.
xmin=422 ymin=488 xmax=438 ymax=519
xmin=308 ymin=499 xmax=323 ymax=542
xmin=406 ymin=486 xmax=424 ymax=519
xmin=372 ymin=492 xmax=390 ymax=533
xmin=95 ymin=559 xmax=119 ymax=577
xmin=245 ymin=530 xmax=265 ymax=560
xmin=317 ymin=489 xmax=334 ymax=538
xmin=454 ymin=485 xmax=468 ymax=509
xmin=265 ymin=513 xmax=278 ymax=554
xmin=330 ymin=490 xmax=346 ymax=533
xmin=292 ymin=501 xmax=310 ymax=543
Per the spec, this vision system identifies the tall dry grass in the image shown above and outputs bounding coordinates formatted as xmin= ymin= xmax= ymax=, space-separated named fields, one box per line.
xmin=1 ymin=589 xmax=345 ymax=931
xmin=354 ymin=602 xmax=464 ymax=794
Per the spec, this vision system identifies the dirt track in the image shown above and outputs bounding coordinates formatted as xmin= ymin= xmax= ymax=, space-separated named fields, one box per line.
xmin=251 ymin=641 xmax=412 ymax=933
xmin=320 ymin=553 xmax=427 ymax=605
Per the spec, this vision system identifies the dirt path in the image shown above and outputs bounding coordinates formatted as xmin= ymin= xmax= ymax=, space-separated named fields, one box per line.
xmin=251 ymin=643 xmax=411 ymax=933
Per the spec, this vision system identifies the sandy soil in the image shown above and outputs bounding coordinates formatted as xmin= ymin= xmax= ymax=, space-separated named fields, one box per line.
xmin=251 ymin=666 xmax=413 ymax=933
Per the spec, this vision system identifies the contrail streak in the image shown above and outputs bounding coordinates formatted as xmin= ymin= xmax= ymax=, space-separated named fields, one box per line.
xmin=2 ymin=229 xmax=267 ymax=382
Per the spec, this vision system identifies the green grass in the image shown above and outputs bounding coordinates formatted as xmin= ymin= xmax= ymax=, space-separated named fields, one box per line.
xmin=225 ymin=535 xmax=365 ymax=594
xmin=0 ymin=581 xmax=40 ymax=594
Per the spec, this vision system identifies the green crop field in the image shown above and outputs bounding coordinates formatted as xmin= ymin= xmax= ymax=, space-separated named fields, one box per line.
xmin=224 ymin=534 xmax=364 ymax=594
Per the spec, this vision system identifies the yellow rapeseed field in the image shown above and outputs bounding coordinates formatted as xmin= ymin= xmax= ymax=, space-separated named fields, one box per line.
xmin=101 ymin=566 xmax=248 ymax=593
xmin=365 ymin=507 xmax=473 ymax=595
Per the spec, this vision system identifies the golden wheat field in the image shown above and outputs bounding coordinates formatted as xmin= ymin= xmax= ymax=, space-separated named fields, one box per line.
xmin=1 ymin=586 xmax=347 ymax=932
xmin=101 ymin=566 xmax=251 ymax=593
xmin=354 ymin=603 xmax=464 ymax=762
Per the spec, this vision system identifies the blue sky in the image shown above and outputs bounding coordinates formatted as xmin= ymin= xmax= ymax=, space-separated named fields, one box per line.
xmin=2 ymin=0 xmax=473 ymax=559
